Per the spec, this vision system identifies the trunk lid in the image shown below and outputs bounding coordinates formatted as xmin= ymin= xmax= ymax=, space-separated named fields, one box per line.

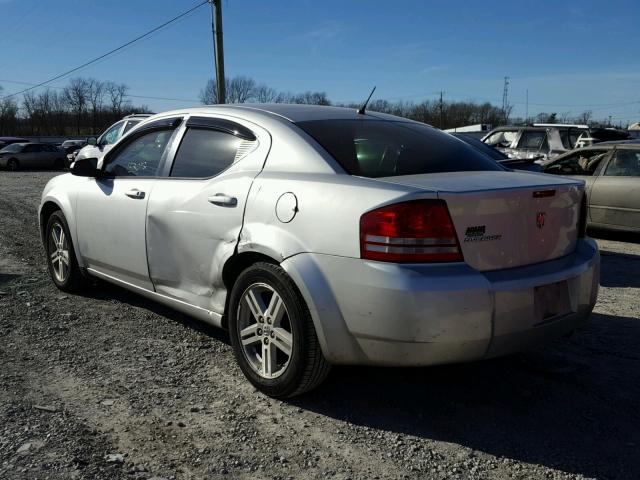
xmin=376 ymin=171 xmax=584 ymax=271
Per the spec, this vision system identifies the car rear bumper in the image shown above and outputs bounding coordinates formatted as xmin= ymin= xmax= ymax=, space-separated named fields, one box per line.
xmin=282 ymin=238 xmax=600 ymax=366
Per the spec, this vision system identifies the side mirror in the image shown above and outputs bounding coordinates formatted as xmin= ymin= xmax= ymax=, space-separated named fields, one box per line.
xmin=71 ymin=157 xmax=100 ymax=177
xmin=87 ymin=137 xmax=97 ymax=146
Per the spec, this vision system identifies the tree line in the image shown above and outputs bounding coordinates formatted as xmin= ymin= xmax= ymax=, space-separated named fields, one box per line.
xmin=0 ymin=75 xmax=623 ymax=138
xmin=0 ymin=78 xmax=151 ymax=137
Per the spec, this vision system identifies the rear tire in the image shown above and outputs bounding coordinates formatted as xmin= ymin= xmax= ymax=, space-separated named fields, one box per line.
xmin=45 ymin=211 xmax=86 ymax=292
xmin=7 ymin=158 xmax=18 ymax=171
xmin=228 ymin=262 xmax=330 ymax=398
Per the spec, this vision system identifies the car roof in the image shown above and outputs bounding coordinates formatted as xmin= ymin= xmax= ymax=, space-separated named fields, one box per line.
xmin=487 ymin=126 xmax=548 ymax=132
xmin=149 ymin=103 xmax=419 ymax=124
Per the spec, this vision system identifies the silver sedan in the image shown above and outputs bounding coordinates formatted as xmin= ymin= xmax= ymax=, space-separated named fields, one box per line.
xmin=39 ymin=105 xmax=600 ymax=397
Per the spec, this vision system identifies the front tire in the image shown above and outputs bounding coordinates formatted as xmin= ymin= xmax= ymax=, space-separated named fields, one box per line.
xmin=228 ymin=262 xmax=330 ymax=398
xmin=45 ymin=211 xmax=86 ymax=292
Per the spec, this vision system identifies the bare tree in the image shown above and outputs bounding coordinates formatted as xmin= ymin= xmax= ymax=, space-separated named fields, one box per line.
xmin=577 ymin=110 xmax=593 ymax=125
xmin=199 ymin=78 xmax=219 ymax=104
xmin=105 ymin=81 xmax=128 ymax=117
xmin=253 ymin=84 xmax=278 ymax=103
xmin=0 ymin=86 xmax=19 ymax=136
xmin=87 ymin=78 xmax=105 ymax=133
xmin=226 ymin=76 xmax=256 ymax=103
xmin=64 ymin=78 xmax=89 ymax=134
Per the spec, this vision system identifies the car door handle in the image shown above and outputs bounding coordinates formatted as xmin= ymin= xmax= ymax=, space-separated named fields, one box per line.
xmin=208 ymin=194 xmax=237 ymax=207
xmin=125 ymin=188 xmax=145 ymax=199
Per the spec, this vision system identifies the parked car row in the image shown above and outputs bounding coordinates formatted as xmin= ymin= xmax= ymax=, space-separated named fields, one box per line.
xmin=0 ymin=142 xmax=67 ymax=170
xmin=1 ymin=114 xmax=152 ymax=170
xmin=481 ymin=124 xmax=632 ymax=162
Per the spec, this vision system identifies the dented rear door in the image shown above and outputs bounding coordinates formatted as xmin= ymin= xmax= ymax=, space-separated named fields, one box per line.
xmin=145 ymin=115 xmax=271 ymax=314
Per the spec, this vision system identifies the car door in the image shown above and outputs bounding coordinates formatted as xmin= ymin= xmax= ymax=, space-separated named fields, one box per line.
xmin=145 ymin=115 xmax=271 ymax=314
xmin=20 ymin=144 xmax=40 ymax=168
xmin=589 ymin=147 xmax=640 ymax=230
xmin=75 ymin=117 xmax=182 ymax=289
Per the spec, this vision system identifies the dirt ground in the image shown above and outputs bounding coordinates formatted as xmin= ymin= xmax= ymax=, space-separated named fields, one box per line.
xmin=1 ymin=170 xmax=639 ymax=480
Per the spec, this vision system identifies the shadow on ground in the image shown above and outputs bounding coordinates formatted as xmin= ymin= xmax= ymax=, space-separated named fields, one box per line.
xmin=290 ymin=312 xmax=640 ymax=479
xmin=77 ymin=280 xmax=231 ymax=346
xmin=589 ymin=227 xmax=640 ymax=244
xmin=599 ymin=250 xmax=640 ymax=288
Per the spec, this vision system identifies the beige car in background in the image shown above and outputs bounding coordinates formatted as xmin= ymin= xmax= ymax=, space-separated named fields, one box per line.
xmin=543 ymin=140 xmax=640 ymax=232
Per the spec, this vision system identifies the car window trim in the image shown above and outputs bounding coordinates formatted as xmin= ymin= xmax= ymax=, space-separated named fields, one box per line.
xmin=185 ymin=116 xmax=256 ymax=141
xmin=160 ymin=116 xmax=260 ymax=181
xmin=100 ymin=117 xmax=184 ymax=179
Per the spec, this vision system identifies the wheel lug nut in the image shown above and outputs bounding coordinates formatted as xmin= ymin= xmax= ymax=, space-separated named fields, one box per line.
xmin=263 ymin=338 xmax=269 ymax=345
xmin=257 ymin=329 xmax=262 ymax=335
xmin=270 ymin=332 xmax=275 ymax=338
xmin=267 ymin=318 xmax=272 ymax=324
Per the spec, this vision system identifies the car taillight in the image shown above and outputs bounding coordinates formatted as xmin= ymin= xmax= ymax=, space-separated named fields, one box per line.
xmin=578 ymin=192 xmax=587 ymax=238
xmin=360 ymin=200 xmax=463 ymax=263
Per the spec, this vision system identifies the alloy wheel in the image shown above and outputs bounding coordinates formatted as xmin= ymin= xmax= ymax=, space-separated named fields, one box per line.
xmin=237 ymin=283 xmax=294 ymax=379
xmin=48 ymin=222 xmax=70 ymax=283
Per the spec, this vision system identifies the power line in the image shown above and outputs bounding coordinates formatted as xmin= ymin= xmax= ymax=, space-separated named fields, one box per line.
xmin=1 ymin=1 xmax=208 ymax=100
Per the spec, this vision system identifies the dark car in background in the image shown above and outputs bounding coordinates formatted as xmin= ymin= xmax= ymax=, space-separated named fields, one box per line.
xmin=60 ymin=139 xmax=87 ymax=155
xmin=0 ymin=142 xmax=66 ymax=171
xmin=543 ymin=140 xmax=640 ymax=232
xmin=452 ymin=133 xmax=541 ymax=172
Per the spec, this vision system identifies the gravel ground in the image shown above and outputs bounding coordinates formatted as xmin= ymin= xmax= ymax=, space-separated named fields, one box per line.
xmin=1 ymin=170 xmax=639 ymax=480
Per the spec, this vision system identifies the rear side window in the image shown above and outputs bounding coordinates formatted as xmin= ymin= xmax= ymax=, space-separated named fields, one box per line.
xmin=296 ymin=120 xmax=503 ymax=177
xmin=518 ymin=131 xmax=549 ymax=151
xmin=170 ymin=128 xmax=242 ymax=178
xmin=605 ymin=150 xmax=640 ymax=177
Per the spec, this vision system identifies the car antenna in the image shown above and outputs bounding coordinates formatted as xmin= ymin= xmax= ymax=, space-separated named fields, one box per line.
xmin=357 ymin=86 xmax=376 ymax=115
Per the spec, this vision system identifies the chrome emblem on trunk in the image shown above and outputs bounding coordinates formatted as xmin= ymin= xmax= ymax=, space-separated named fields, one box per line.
xmin=536 ymin=212 xmax=546 ymax=229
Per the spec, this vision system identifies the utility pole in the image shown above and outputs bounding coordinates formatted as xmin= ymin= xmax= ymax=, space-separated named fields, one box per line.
xmin=525 ymin=89 xmax=529 ymax=125
xmin=439 ymin=91 xmax=444 ymax=129
xmin=502 ymin=76 xmax=510 ymax=125
xmin=209 ymin=0 xmax=226 ymax=104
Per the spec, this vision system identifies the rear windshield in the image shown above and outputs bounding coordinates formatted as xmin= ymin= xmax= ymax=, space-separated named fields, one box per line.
xmin=296 ymin=119 xmax=503 ymax=177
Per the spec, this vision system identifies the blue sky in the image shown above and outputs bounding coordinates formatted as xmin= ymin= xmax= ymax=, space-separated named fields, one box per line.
xmin=1 ymin=0 xmax=639 ymax=124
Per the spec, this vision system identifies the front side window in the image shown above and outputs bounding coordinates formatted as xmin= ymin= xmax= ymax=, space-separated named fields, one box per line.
xmin=605 ymin=150 xmax=640 ymax=177
xmin=170 ymin=128 xmax=243 ymax=178
xmin=297 ymin=120 xmax=503 ymax=178
xmin=544 ymin=149 xmax=608 ymax=176
xmin=123 ymin=120 xmax=141 ymax=135
xmin=100 ymin=121 xmax=125 ymax=146
xmin=104 ymin=130 xmax=172 ymax=177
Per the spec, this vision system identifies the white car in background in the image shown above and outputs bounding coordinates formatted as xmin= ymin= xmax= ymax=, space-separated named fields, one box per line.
xmin=72 ymin=114 xmax=152 ymax=163
xmin=40 ymin=104 xmax=600 ymax=397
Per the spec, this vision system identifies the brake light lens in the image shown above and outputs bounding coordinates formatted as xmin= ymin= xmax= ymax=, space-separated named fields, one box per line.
xmin=360 ymin=200 xmax=463 ymax=263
